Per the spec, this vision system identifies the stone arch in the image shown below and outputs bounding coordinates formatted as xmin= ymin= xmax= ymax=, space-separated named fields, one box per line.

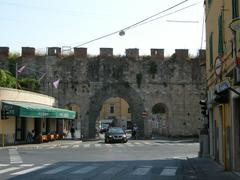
xmin=86 ymin=82 xmax=145 ymax=138
xmin=151 ymin=103 xmax=169 ymax=136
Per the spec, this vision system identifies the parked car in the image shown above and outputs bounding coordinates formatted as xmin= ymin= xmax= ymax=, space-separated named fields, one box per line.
xmin=105 ymin=127 xmax=128 ymax=143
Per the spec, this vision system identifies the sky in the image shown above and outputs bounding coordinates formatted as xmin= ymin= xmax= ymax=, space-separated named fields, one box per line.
xmin=0 ymin=0 xmax=205 ymax=56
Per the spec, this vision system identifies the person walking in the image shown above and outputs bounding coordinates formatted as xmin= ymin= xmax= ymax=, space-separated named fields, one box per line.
xmin=70 ymin=125 xmax=75 ymax=139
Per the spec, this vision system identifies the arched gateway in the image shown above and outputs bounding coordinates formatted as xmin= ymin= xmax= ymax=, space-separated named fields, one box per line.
xmin=86 ymin=82 xmax=145 ymax=138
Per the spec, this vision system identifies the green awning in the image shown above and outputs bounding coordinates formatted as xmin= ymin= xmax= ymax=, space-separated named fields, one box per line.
xmin=1 ymin=101 xmax=76 ymax=119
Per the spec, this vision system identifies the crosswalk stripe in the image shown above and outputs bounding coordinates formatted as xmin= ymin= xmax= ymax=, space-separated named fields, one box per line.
xmin=0 ymin=164 xmax=9 ymax=167
xmin=73 ymin=145 xmax=80 ymax=148
xmin=71 ymin=166 xmax=97 ymax=174
xmin=102 ymin=166 xmax=124 ymax=175
xmin=0 ymin=167 xmax=21 ymax=174
xmin=42 ymin=166 xmax=72 ymax=174
xmin=83 ymin=144 xmax=90 ymax=148
xmin=126 ymin=143 xmax=134 ymax=147
xmin=60 ymin=146 xmax=68 ymax=149
xmin=160 ymin=167 xmax=178 ymax=176
xmin=105 ymin=144 xmax=113 ymax=147
xmin=20 ymin=164 xmax=34 ymax=167
xmin=12 ymin=165 xmax=48 ymax=175
xmin=9 ymin=149 xmax=23 ymax=164
xmin=95 ymin=144 xmax=101 ymax=148
xmin=131 ymin=166 xmax=152 ymax=175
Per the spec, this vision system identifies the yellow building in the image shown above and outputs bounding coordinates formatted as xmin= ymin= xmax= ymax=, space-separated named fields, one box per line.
xmin=205 ymin=0 xmax=240 ymax=171
xmin=98 ymin=97 xmax=131 ymax=128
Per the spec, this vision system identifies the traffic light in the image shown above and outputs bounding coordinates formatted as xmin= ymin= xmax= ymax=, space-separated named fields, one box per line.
xmin=199 ymin=99 xmax=208 ymax=117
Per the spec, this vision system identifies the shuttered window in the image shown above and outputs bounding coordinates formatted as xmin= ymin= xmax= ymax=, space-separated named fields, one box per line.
xmin=232 ymin=0 xmax=239 ymax=19
xmin=218 ymin=12 xmax=224 ymax=56
xmin=209 ymin=32 xmax=214 ymax=69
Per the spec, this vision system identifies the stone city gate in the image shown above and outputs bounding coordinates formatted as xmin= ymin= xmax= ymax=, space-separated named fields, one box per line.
xmin=0 ymin=47 xmax=206 ymax=139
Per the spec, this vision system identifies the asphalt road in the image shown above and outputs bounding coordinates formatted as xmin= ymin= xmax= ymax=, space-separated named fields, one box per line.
xmin=0 ymin=138 xmax=200 ymax=180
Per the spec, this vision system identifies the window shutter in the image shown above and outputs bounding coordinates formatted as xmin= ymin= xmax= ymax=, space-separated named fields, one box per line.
xmin=209 ymin=32 xmax=214 ymax=69
xmin=218 ymin=12 xmax=224 ymax=56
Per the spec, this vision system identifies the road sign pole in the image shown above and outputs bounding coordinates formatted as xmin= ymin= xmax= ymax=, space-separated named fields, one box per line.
xmin=1 ymin=122 xmax=4 ymax=147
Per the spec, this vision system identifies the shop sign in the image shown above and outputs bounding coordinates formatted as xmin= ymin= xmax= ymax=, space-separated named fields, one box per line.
xmin=215 ymin=80 xmax=231 ymax=93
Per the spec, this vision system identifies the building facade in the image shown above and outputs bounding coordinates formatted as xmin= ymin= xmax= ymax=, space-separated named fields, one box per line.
xmin=0 ymin=87 xmax=76 ymax=146
xmin=205 ymin=0 xmax=240 ymax=171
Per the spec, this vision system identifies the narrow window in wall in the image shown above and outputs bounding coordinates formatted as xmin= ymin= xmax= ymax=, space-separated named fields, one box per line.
xmin=110 ymin=105 xmax=114 ymax=114
xmin=209 ymin=32 xmax=214 ymax=69
xmin=218 ymin=12 xmax=224 ymax=56
xmin=232 ymin=0 xmax=239 ymax=19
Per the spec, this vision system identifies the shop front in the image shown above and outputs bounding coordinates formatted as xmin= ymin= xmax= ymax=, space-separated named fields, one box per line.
xmin=1 ymin=100 xmax=76 ymax=146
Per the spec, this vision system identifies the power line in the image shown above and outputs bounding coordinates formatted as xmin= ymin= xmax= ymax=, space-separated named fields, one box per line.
xmin=74 ymin=0 xmax=189 ymax=47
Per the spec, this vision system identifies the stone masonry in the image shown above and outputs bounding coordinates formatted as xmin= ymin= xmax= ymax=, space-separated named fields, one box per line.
xmin=0 ymin=47 xmax=206 ymax=139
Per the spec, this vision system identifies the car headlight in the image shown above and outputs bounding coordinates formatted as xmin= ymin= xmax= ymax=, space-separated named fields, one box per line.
xmin=109 ymin=135 xmax=112 ymax=138
xmin=123 ymin=134 xmax=126 ymax=138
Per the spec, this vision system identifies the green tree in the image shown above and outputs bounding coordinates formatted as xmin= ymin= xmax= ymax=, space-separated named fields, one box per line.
xmin=0 ymin=68 xmax=17 ymax=88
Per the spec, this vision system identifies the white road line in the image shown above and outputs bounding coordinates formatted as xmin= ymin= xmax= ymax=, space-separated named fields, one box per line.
xmin=105 ymin=144 xmax=113 ymax=148
xmin=60 ymin=146 xmax=68 ymax=149
xmin=0 ymin=167 xmax=21 ymax=174
xmin=160 ymin=167 xmax=178 ymax=176
xmin=142 ymin=142 xmax=151 ymax=145
xmin=114 ymin=144 xmax=123 ymax=147
xmin=83 ymin=144 xmax=90 ymax=148
xmin=131 ymin=166 xmax=152 ymax=175
xmin=73 ymin=145 xmax=80 ymax=148
xmin=95 ymin=144 xmax=101 ymax=148
xmin=42 ymin=166 xmax=72 ymax=174
xmin=71 ymin=166 xmax=97 ymax=174
xmin=12 ymin=165 xmax=48 ymax=175
xmin=0 ymin=164 xmax=9 ymax=167
xmin=20 ymin=164 xmax=34 ymax=167
xmin=126 ymin=143 xmax=134 ymax=147
xmin=102 ymin=167 xmax=124 ymax=175
xmin=9 ymin=149 xmax=23 ymax=164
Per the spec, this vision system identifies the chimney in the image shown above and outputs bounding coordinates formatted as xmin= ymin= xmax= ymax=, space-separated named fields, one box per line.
xmin=175 ymin=49 xmax=189 ymax=60
xmin=0 ymin=47 xmax=9 ymax=59
xmin=22 ymin=47 xmax=35 ymax=58
xmin=151 ymin=49 xmax=164 ymax=60
xmin=74 ymin=47 xmax=87 ymax=59
xmin=48 ymin=47 xmax=61 ymax=56
xmin=100 ymin=48 xmax=113 ymax=57
xmin=126 ymin=48 xmax=139 ymax=60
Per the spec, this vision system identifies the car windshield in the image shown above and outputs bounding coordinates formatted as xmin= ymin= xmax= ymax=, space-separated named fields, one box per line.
xmin=101 ymin=123 xmax=109 ymax=129
xmin=108 ymin=128 xmax=124 ymax=134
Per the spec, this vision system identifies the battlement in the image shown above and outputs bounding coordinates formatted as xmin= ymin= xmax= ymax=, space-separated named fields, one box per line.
xmin=0 ymin=47 xmax=205 ymax=61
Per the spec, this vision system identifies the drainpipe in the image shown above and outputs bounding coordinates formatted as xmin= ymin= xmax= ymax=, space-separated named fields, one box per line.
xmin=221 ymin=104 xmax=227 ymax=170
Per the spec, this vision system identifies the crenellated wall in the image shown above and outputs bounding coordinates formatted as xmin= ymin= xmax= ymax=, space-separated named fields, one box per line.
xmin=0 ymin=46 xmax=206 ymax=138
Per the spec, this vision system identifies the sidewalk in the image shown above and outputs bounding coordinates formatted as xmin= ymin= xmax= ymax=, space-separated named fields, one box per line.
xmin=0 ymin=138 xmax=82 ymax=150
xmin=182 ymin=157 xmax=240 ymax=180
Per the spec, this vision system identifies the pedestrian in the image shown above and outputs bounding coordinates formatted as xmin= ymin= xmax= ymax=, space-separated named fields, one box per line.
xmin=132 ymin=124 xmax=138 ymax=140
xmin=70 ymin=125 xmax=75 ymax=139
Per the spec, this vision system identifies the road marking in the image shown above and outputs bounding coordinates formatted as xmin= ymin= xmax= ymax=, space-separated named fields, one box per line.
xmin=105 ymin=144 xmax=113 ymax=148
xmin=9 ymin=149 xmax=23 ymax=164
xmin=126 ymin=143 xmax=134 ymax=147
xmin=73 ymin=145 xmax=80 ymax=148
xmin=0 ymin=167 xmax=21 ymax=174
xmin=103 ymin=166 xmax=124 ymax=175
xmin=60 ymin=146 xmax=68 ymax=149
xmin=83 ymin=144 xmax=90 ymax=148
xmin=12 ymin=165 xmax=48 ymax=175
xmin=95 ymin=144 xmax=101 ymax=148
xmin=114 ymin=144 xmax=123 ymax=147
xmin=160 ymin=167 xmax=178 ymax=176
xmin=0 ymin=164 xmax=9 ymax=167
xmin=131 ymin=166 xmax=152 ymax=175
xmin=71 ymin=165 xmax=97 ymax=174
xmin=42 ymin=165 xmax=72 ymax=174
xmin=20 ymin=164 xmax=34 ymax=167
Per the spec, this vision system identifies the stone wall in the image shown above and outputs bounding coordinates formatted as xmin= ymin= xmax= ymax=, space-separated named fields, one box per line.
xmin=0 ymin=47 xmax=206 ymax=138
